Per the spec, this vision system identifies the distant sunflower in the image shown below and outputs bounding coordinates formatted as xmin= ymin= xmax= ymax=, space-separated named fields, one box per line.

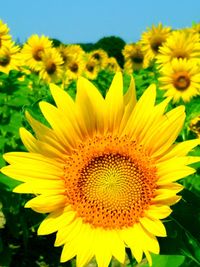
xmin=21 ymin=35 xmax=52 ymax=71
xmin=157 ymin=31 xmax=200 ymax=66
xmin=39 ymin=48 xmax=64 ymax=83
xmin=106 ymin=57 xmax=121 ymax=72
xmin=88 ymin=49 xmax=108 ymax=68
xmin=0 ymin=41 xmax=20 ymax=73
xmin=83 ymin=56 xmax=100 ymax=80
xmin=58 ymin=44 xmax=85 ymax=67
xmin=0 ymin=20 xmax=12 ymax=48
xmin=65 ymin=57 xmax=85 ymax=81
xmin=190 ymin=115 xmax=200 ymax=138
xmin=159 ymin=58 xmax=200 ymax=102
xmin=140 ymin=23 xmax=171 ymax=67
xmin=2 ymin=73 xmax=200 ymax=267
xmin=123 ymin=43 xmax=145 ymax=73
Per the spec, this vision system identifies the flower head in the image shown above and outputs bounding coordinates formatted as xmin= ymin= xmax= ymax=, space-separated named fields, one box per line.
xmin=156 ymin=30 xmax=200 ymax=66
xmin=158 ymin=58 xmax=200 ymax=102
xmin=1 ymin=73 xmax=200 ymax=266
xmin=0 ymin=41 xmax=20 ymax=73
xmin=122 ymin=43 xmax=145 ymax=73
xmin=39 ymin=48 xmax=64 ymax=83
xmin=140 ymin=23 xmax=171 ymax=67
xmin=21 ymin=35 xmax=52 ymax=71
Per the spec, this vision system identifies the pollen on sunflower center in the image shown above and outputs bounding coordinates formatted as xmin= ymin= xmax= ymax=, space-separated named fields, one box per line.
xmin=64 ymin=135 xmax=157 ymax=229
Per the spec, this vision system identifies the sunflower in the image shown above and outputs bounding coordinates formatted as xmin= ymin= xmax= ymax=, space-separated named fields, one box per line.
xmin=1 ymin=72 xmax=200 ymax=266
xmin=39 ymin=48 xmax=64 ymax=83
xmin=158 ymin=58 xmax=200 ymax=103
xmin=122 ymin=43 xmax=145 ymax=73
xmin=65 ymin=57 xmax=85 ymax=81
xmin=105 ymin=57 xmax=121 ymax=72
xmin=58 ymin=44 xmax=85 ymax=67
xmin=83 ymin=56 xmax=100 ymax=80
xmin=190 ymin=115 xmax=200 ymax=138
xmin=88 ymin=49 xmax=108 ymax=68
xmin=140 ymin=23 xmax=171 ymax=67
xmin=21 ymin=35 xmax=52 ymax=71
xmin=0 ymin=20 xmax=12 ymax=48
xmin=0 ymin=41 xmax=20 ymax=73
xmin=156 ymin=31 xmax=200 ymax=66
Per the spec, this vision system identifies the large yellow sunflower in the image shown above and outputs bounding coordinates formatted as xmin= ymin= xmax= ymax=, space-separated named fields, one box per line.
xmin=39 ymin=48 xmax=64 ymax=83
xmin=122 ymin=43 xmax=145 ymax=73
xmin=1 ymin=73 xmax=200 ymax=266
xmin=21 ymin=34 xmax=52 ymax=71
xmin=140 ymin=23 xmax=171 ymax=68
xmin=158 ymin=58 xmax=200 ymax=102
xmin=156 ymin=30 xmax=200 ymax=66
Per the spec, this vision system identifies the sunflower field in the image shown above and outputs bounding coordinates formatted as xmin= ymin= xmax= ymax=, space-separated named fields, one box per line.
xmin=0 ymin=19 xmax=200 ymax=267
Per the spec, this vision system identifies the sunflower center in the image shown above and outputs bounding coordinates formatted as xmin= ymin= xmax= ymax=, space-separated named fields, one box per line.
xmin=33 ymin=48 xmax=43 ymax=61
xmin=172 ymin=50 xmax=188 ymax=60
xmin=130 ymin=51 xmax=144 ymax=64
xmin=64 ymin=135 xmax=157 ymax=229
xmin=46 ymin=61 xmax=56 ymax=74
xmin=69 ymin=62 xmax=78 ymax=73
xmin=86 ymin=63 xmax=95 ymax=72
xmin=92 ymin=53 xmax=100 ymax=60
xmin=150 ymin=37 xmax=164 ymax=53
xmin=0 ymin=55 xmax=10 ymax=66
xmin=173 ymin=71 xmax=190 ymax=91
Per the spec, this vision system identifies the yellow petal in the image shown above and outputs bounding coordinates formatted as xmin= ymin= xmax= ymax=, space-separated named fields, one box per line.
xmin=158 ymin=139 xmax=200 ymax=162
xmin=120 ymin=226 xmax=143 ymax=263
xmin=139 ymin=217 xmax=167 ymax=237
xmin=38 ymin=208 xmax=75 ymax=235
xmin=39 ymin=101 xmax=79 ymax=150
xmin=55 ymin=218 xmax=83 ymax=247
xmin=105 ymin=72 xmax=124 ymax=132
xmin=25 ymin=111 xmax=66 ymax=154
xmin=60 ymin=242 xmax=77 ymax=263
xmin=20 ymin=127 xmax=64 ymax=159
xmin=143 ymin=106 xmax=185 ymax=157
xmin=76 ymin=77 xmax=106 ymax=135
xmin=122 ymin=84 xmax=156 ymax=139
xmin=13 ymin=179 xmax=65 ymax=194
xmin=119 ymin=77 xmax=137 ymax=134
xmin=25 ymin=194 xmax=66 ymax=213
xmin=76 ymin=223 xmax=95 ymax=267
xmin=146 ymin=205 xmax=172 ymax=219
xmin=94 ymin=228 xmax=112 ymax=267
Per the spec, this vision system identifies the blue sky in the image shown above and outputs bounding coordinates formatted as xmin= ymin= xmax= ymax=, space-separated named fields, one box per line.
xmin=1 ymin=0 xmax=200 ymax=44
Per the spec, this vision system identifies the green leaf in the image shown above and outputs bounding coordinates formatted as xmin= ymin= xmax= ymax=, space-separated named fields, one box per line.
xmin=159 ymin=189 xmax=200 ymax=265
xmin=140 ymin=254 xmax=185 ymax=267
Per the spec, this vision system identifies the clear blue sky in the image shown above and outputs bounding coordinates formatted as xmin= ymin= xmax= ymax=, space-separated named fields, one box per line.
xmin=1 ymin=0 xmax=200 ymax=44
